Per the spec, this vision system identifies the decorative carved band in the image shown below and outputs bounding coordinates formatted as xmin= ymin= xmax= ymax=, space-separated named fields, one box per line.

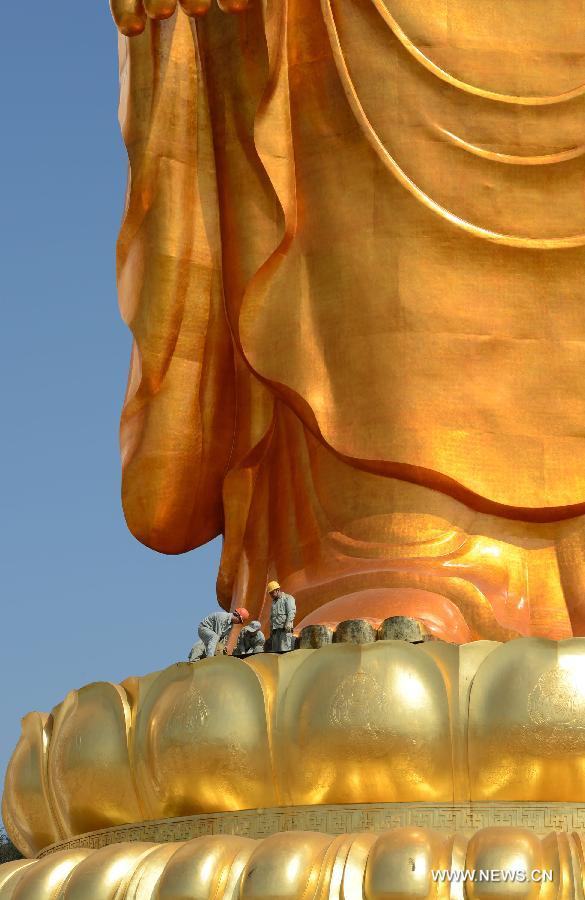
xmin=39 ymin=802 xmax=585 ymax=857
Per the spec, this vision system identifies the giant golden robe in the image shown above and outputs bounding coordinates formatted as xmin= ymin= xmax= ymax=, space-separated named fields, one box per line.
xmin=113 ymin=0 xmax=585 ymax=640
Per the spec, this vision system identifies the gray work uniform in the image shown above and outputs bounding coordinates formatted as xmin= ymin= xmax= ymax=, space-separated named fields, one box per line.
xmin=270 ymin=592 xmax=296 ymax=652
xmin=188 ymin=611 xmax=234 ymax=661
xmin=234 ymin=625 xmax=266 ymax=657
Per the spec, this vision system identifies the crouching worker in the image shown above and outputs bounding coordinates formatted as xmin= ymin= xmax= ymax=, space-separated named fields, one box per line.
xmin=188 ymin=608 xmax=249 ymax=661
xmin=268 ymin=581 xmax=296 ymax=653
xmin=233 ymin=620 xmax=265 ymax=658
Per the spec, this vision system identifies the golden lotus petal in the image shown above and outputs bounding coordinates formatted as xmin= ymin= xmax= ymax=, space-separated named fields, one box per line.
xmin=157 ymin=835 xmax=255 ymax=898
xmin=276 ymin=642 xmax=454 ymax=805
xmin=469 ymin=638 xmax=585 ymax=801
xmin=133 ymin=657 xmax=276 ymax=818
xmin=0 ymin=849 xmax=91 ymax=900
xmin=47 ymin=683 xmax=143 ymax=836
xmin=1 ymin=713 xmax=60 ymax=858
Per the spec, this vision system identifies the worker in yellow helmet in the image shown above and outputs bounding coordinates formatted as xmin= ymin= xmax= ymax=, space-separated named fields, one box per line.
xmin=267 ymin=581 xmax=296 ymax=653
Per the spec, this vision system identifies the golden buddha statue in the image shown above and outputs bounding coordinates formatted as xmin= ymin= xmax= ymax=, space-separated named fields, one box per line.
xmin=6 ymin=5 xmax=585 ymax=897
xmin=110 ymin=0 xmax=585 ymax=643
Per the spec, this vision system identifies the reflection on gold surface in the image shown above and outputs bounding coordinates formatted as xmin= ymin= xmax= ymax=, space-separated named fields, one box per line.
xmin=0 ymin=828 xmax=583 ymax=898
xmin=469 ymin=639 xmax=585 ymax=801
xmin=7 ymin=640 xmax=585 ymax=857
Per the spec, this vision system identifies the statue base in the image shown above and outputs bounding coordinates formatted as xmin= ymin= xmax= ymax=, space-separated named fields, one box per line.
xmin=37 ymin=802 xmax=585 ymax=858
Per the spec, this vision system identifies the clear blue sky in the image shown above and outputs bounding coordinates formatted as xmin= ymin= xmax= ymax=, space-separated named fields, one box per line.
xmin=0 ymin=7 xmax=221 ymax=795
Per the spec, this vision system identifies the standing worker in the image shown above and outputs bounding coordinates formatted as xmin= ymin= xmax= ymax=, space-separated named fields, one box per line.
xmin=188 ymin=608 xmax=249 ymax=661
xmin=233 ymin=621 xmax=265 ymax=657
xmin=267 ymin=581 xmax=296 ymax=653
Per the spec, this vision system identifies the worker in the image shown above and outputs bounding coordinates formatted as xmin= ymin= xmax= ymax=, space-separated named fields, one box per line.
xmin=267 ymin=581 xmax=296 ymax=653
xmin=233 ymin=620 xmax=265 ymax=657
xmin=188 ymin=608 xmax=249 ymax=661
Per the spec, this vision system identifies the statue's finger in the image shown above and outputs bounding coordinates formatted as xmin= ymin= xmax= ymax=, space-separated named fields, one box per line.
xmin=179 ymin=0 xmax=212 ymax=14
xmin=110 ymin=0 xmax=147 ymax=34
xmin=217 ymin=0 xmax=250 ymax=11
xmin=144 ymin=0 xmax=178 ymax=18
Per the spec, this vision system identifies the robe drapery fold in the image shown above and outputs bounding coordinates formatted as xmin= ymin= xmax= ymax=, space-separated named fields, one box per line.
xmin=116 ymin=1 xmax=585 ymax=635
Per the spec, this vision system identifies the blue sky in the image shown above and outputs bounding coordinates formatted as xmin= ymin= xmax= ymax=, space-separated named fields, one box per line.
xmin=0 ymin=6 xmax=221 ymax=796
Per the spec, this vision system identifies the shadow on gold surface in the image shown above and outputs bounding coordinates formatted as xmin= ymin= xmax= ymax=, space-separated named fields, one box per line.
xmin=5 ymin=640 xmax=585 ymax=857
xmin=0 ymin=827 xmax=582 ymax=898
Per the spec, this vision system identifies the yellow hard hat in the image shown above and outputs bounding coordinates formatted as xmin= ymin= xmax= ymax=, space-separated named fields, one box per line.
xmin=267 ymin=581 xmax=280 ymax=593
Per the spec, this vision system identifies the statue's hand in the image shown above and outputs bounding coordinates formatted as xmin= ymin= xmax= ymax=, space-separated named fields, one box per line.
xmin=110 ymin=0 xmax=248 ymax=36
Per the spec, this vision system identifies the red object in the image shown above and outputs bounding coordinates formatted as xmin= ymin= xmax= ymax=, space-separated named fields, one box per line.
xmin=235 ymin=607 xmax=250 ymax=622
